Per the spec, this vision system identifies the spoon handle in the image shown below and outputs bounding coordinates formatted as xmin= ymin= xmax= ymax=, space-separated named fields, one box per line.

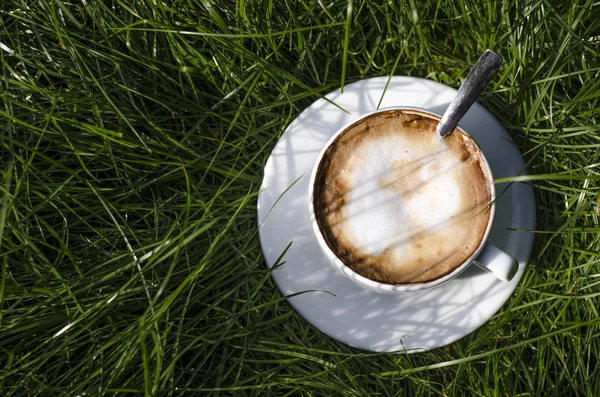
xmin=437 ymin=50 xmax=503 ymax=137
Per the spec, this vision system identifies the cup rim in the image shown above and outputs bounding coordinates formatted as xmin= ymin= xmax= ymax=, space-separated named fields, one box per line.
xmin=308 ymin=106 xmax=496 ymax=293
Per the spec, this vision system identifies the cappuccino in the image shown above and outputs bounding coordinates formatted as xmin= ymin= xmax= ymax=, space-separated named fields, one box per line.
xmin=313 ymin=109 xmax=492 ymax=285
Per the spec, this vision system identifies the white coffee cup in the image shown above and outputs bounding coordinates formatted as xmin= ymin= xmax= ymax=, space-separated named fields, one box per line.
xmin=308 ymin=106 xmax=518 ymax=294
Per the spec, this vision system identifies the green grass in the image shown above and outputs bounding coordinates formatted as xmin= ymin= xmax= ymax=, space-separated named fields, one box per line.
xmin=1 ymin=0 xmax=599 ymax=395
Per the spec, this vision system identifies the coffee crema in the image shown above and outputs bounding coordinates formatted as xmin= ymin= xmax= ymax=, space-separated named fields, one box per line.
xmin=313 ymin=110 xmax=493 ymax=285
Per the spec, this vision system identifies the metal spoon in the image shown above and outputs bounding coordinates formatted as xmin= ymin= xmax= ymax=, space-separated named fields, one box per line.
xmin=436 ymin=50 xmax=503 ymax=137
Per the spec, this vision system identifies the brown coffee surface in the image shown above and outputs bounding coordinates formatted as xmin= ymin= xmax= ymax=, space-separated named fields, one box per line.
xmin=313 ymin=109 xmax=492 ymax=284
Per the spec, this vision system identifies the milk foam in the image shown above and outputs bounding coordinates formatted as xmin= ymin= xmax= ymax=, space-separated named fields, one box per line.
xmin=313 ymin=110 xmax=492 ymax=284
xmin=341 ymin=135 xmax=462 ymax=258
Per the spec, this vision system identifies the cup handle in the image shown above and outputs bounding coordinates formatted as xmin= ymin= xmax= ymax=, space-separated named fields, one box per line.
xmin=472 ymin=244 xmax=519 ymax=282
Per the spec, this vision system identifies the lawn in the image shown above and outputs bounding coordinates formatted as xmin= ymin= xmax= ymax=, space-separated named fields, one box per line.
xmin=1 ymin=0 xmax=600 ymax=395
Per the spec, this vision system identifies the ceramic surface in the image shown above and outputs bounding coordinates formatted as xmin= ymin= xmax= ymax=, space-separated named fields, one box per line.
xmin=257 ymin=76 xmax=536 ymax=353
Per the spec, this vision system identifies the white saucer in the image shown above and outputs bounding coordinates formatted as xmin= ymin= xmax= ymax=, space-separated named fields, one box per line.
xmin=257 ymin=76 xmax=535 ymax=353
